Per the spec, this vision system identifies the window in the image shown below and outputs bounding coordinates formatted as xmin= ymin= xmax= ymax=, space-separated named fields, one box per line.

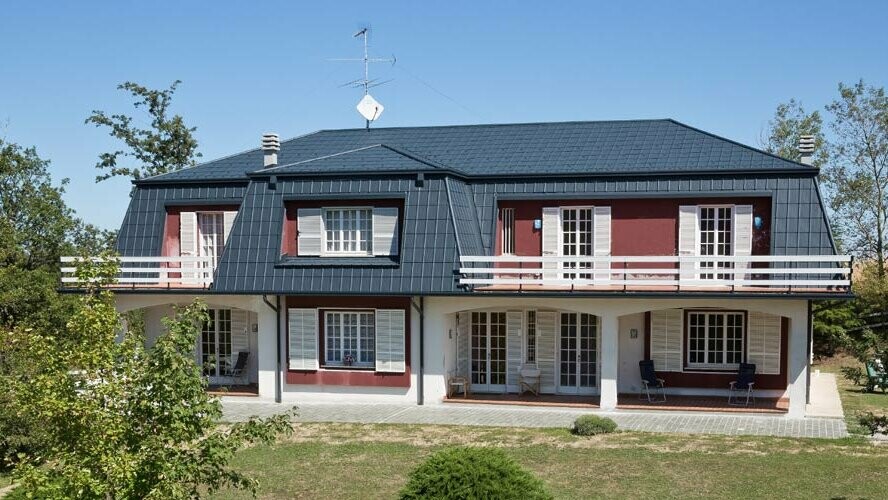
xmin=501 ymin=208 xmax=515 ymax=255
xmin=201 ymin=309 xmax=232 ymax=377
xmin=198 ymin=212 xmax=225 ymax=268
xmin=325 ymin=311 xmax=375 ymax=367
xmin=561 ymin=207 xmax=594 ymax=279
xmin=323 ymin=208 xmax=372 ymax=255
xmin=698 ymin=206 xmax=732 ymax=279
xmin=525 ymin=310 xmax=536 ymax=363
xmin=687 ymin=311 xmax=744 ymax=369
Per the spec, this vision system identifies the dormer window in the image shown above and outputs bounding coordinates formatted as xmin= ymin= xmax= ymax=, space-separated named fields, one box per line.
xmin=323 ymin=207 xmax=373 ymax=255
xmin=292 ymin=203 xmax=400 ymax=258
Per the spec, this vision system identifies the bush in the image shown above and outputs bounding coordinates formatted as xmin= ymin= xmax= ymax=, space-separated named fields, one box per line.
xmin=572 ymin=415 xmax=618 ymax=436
xmin=399 ymin=447 xmax=552 ymax=500
xmin=858 ymin=412 xmax=888 ymax=436
xmin=841 ymin=365 xmax=865 ymax=386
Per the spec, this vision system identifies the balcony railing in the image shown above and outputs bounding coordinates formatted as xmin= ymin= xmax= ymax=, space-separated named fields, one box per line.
xmin=61 ymin=256 xmax=216 ymax=288
xmin=458 ymin=255 xmax=852 ymax=293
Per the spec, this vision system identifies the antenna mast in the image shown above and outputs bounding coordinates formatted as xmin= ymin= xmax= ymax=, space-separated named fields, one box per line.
xmin=330 ymin=27 xmax=395 ymax=129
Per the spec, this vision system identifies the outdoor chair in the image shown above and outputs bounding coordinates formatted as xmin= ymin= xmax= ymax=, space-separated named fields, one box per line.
xmin=229 ymin=351 xmax=250 ymax=385
xmin=447 ymin=370 xmax=470 ymax=399
xmin=728 ymin=362 xmax=756 ymax=406
xmin=638 ymin=360 xmax=666 ymax=403
xmin=864 ymin=360 xmax=888 ymax=393
xmin=518 ymin=364 xmax=541 ymax=396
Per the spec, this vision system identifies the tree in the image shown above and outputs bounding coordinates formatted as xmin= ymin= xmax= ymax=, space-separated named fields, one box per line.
xmin=821 ymin=80 xmax=888 ymax=276
xmin=761 ymin=98 xmax=828 ymax=167
xmin=86 ymin=80 xmax=202 ymax=182
xmin=7 ymin=260 xmax=293 ymax=498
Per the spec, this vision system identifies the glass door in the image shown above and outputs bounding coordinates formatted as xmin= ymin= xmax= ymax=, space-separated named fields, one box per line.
xmin=560 ymin=207 xmax=594 ymax=280
xmin=198 ymin=212 xmax=224 ymax=280
xmin=470 ymin=311 xmax=507 ymax=392
xmin=200 ymin=309 xmax=232 ymax=380
xmin=557 ymin=312 xmax=598 ymax=395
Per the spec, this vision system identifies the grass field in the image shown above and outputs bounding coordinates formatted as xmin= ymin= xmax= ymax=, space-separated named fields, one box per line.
xmin=815 ymin=353 xmax=888 ymax=434
xmin=209 ymin=422 xmax=888 ymax=499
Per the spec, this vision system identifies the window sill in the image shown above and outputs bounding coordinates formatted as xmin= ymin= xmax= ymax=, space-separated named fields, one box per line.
xmin=320 ymin=365 xmax=375 ymax=372
xmin=683 ymin=365 xmax=739 ymax=373
xmin=276 ymin=256 xmax=399 ymax=268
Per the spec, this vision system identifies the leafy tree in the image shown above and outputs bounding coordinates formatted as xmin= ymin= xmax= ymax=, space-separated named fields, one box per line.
xmin=7 ymin=260 xmax=293 ymax=498
xmin=86 ymin=80 xmax=202 ymax=182
xmin=761 ymin=98 xmax=828 ymax=167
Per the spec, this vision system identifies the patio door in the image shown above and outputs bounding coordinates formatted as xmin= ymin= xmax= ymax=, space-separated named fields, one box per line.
xmin=470 ymin=311 xmax=507 ymax=393
xmin=560 ymin=207 xmax=594 ymax=279
xmin=557 ymin=312 xmax=598 ymax=395
xmin=200 ymin=309 xmax=233 ymax=381
xmin=198 ymin=212 xmax=224 ymax=276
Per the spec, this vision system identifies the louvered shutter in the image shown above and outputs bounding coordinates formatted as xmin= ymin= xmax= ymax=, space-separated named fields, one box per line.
xmin=593 ymin=206 xmax=612 ymax=281
xmin=223 ymin=211 xmax=238 ymax=244
xmin=180 ymin=211 xmax=198 ymax=282
xmin=372 ymin=207 xmax=400 ymax=256
xmin=288 ymin=308 xmax=319 ymax=370
xmin=456 ymin=312 xmax=470 ymax=378
xmin=541 ymin=207 xmax=560 ymax=281
xmin=747 ymin=311 xmax=781 ymax=375
xmin=506 ymin=310 xmax=523 ymax=389
xmin=231 ymin=309 xmax=249 ymax=354
xmin=297 ymin=209 xmax=322 ymax=256
xmin=375 ymin=309 xmax=406 ymax=373
xmin=536 ymin=310 xmax=557 ymax=392
xmin=733 ymin=205 xmax=753 ymax=281
xmin=650 ymin=309 xmax=682 ymax=372
xmin=678 ymin=206 xmax=698 ymax=282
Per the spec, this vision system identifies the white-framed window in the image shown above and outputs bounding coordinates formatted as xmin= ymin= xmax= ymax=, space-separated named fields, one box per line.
xmin=324 ymin=310 xmax=375 ymax=367
xmin=525 ymin=310 xmax=536 ymax=363
xmin=323 ymin=207 xmax=372 ymax=255
xmin=197 ymin=212 xmax=225 ymax=268
xmin=561 ymin=207 xmax=594 ymax=279
xmin=201 ymin=308 xmax=232 ymax=377
xmin=698 ymin=206 xmax=733 ymax=279
xmin=687 ymin=311 xmax=744 ymax=370
xmin=501 ymin=208 xmax=515 ymax=255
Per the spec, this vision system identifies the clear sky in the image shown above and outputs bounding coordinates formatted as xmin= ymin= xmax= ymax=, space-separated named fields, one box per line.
xmin=2 ymin=1 xmax=887 ymax=229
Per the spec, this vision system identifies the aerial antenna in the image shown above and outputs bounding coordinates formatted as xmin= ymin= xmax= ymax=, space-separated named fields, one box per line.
xmin=329 ymin=27 xmax=396 ymax=129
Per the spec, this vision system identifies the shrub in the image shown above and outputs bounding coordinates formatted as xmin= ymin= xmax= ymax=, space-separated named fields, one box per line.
xmin=858 ymin=412 xmax=888 ymax=436
xmin=572 ymin=415 xmax=618 ymax=436
xmin=840 ymin=366 xmax=865 ymax=386
xmin=399 ymin=447 xmax=552 ymax=500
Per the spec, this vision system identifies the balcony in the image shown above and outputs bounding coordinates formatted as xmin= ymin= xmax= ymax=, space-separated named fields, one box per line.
xmin=61 ymin=256 xmax=216 ymax=289
xmin=458 ymin=255 xmax=852 ymax=294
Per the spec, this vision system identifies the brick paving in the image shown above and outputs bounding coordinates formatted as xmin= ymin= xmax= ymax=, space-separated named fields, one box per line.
xmin=221 ymin=400 xmax=848 ymax=439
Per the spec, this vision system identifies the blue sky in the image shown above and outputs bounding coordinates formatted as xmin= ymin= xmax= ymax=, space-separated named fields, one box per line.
xmin=2 ymin=1 xmax=887 ymax=229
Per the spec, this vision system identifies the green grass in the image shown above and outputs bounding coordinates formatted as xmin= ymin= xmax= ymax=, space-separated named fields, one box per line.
xmin=815 ymin=354 xmax=888 ymax=434
xmin=210 ymin=422 xmax=888 ymax=500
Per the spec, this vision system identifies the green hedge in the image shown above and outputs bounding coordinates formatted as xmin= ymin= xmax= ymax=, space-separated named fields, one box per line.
xmin=572 ymin=414 xmax=618 ymax=436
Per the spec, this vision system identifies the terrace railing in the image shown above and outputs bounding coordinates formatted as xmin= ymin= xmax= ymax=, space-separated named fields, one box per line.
xmin=458 ymin=255 xmax=852 ymax=293
xmin=61 ymin=256 xmax=216 ymax=288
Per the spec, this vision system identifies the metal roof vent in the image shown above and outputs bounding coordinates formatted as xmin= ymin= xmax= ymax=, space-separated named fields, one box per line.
xmin=798 ymin=135 xmax=815 ymax=166
xmin=262 ymin=133 xmax=280 ymax=168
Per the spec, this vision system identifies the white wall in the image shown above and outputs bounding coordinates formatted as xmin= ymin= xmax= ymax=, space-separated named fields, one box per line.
xmin=618 ymin=313 xmax=645 ymax=393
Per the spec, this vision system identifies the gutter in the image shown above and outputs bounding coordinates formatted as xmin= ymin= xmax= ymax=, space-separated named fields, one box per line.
xmin=262 ymin=294 xmax=282 ymax=403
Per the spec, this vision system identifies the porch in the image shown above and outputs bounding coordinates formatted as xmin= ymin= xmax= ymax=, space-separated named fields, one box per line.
xmin=443 ymin=393 xmax=788 ymax=414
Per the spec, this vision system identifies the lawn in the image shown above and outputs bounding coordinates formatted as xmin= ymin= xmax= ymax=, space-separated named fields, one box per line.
xmin=815 ymin=353 xmax=888 ymax=434
xmin=211 ymin=422 xmax=888 ymax=499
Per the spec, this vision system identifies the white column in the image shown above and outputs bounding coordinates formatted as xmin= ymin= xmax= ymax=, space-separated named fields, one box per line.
xmin=786 ymin=302 xmax=810 ymax=418
xmin=599 ymin=312 xmax=619 ymax=411
xmin=255 ymin=296 xmax=279 ymax=400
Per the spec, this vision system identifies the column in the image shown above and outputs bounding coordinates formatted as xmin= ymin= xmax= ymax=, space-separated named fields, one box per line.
xmin=786 ymin=302 xmax=810 ymax=418
xmin=599 ymin=312 xmax=619 ymax=411
xmin=255 ymin=296 xmax=279 ymax=400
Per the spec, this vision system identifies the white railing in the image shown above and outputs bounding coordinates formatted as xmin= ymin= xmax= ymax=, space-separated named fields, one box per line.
xmin=61 ymin=256 xmax=216 ymax=288
xmin=458 ymin=255 xmax=852 ymax=292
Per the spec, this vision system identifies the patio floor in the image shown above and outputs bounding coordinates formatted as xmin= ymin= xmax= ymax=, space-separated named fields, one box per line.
xmin=207 ymin=384 xmax=259 ymax=397
xmin=443 ymin=393 xmax=787 ymax=414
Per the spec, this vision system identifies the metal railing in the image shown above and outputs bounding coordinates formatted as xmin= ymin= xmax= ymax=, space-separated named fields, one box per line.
xmin=60 ymin=256 xmax=216 ymax=288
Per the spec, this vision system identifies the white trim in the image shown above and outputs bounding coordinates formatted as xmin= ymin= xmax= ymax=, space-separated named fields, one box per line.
xmin=686 ymin=311 xmax=745 ymax=370
xmin=321 ymin=206 xmax=374 ymax=256
xmin=555 ymin=311 xmax=600 ymax=395
xmin=323 ymin=310 xmax=376 ymax=368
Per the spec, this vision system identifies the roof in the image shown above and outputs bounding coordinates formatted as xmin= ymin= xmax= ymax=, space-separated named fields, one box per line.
xmin=141 ymin=119 xmax=812 ymax=183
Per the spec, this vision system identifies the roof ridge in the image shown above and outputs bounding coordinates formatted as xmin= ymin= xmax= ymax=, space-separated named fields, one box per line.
xmin=314 ymin=118 xmax=673 ymax=133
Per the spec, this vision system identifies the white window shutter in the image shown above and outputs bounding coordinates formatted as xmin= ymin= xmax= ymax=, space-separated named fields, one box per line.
xmin=230 ymin=308 xmax=249 ymax=354
xmin=223 ymin=211 xmax=238 ymax=244
xmin=541 ymin=207 xmax=560 ymax=281
xmin=650 ymin=309 xmax=682 ymax=372
xmin=375 ymin=309 xmax=406 ymax=373
xmin=297 ymin=208 xmax=322 ymax=256
xmin=536 ymin=311 xmax=557 ymax=392
xmin=372 ymin=207 xmax=400 ymax=256
xmin=179 ymin=211 xmax=198 ymax=281
xmin=593 ymin=206 xmax=611 ymax=281
xmin=747 ymin=311 xmax=781 ymax=375
xmin=678 ymin=206 xmax=698 ymax=281
xmin=456 ymin=312 xmax=470 ymax=378
xmin=733 ymin=205 xmax=753 ymax=280
xmin=506 ymin=310 xmax=523 ymax=389
xmin=288 ymin=308 xmax=319 ymax=370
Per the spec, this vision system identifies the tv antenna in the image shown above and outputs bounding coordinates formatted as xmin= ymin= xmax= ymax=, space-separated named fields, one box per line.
xmin=329 ymin=27 xmax=396 ymax=129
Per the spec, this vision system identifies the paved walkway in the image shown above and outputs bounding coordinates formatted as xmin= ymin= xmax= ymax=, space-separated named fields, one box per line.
xmin=222 ymin=400 xmax=848 ymax=439
xmin=806 ymin=372 xmax=845 ymax=418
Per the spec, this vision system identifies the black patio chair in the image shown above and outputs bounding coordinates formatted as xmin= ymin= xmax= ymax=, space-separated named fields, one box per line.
xmin=639 ymin=360 xmax=666 ymax=403
xmin=728 ymin=362 xmax=756 ymax=406
xmin=230 ymin=351 xmax=250 ymax=384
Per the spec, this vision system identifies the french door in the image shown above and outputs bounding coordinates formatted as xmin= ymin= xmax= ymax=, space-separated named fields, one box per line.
xmin=561 ymin=207 xmax=594 ymax=279
xmin=198 ymin=213 xmax=225 ymax=275
xmin=557 ymin=312 xmax=598 ymax=394
xmin=470 ymin=311 xmax=507 ymax=392
xmin=698 ymin=206 xmax=733 ymax=279
xmin=201 ymin=309 xmax=232 ymax=379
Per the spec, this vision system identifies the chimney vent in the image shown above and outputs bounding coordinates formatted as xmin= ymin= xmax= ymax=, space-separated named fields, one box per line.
xmin=798 ymin=135 xmax=815 ymax=166
xmin=262 ymin=133 xmax=280 ymax=168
